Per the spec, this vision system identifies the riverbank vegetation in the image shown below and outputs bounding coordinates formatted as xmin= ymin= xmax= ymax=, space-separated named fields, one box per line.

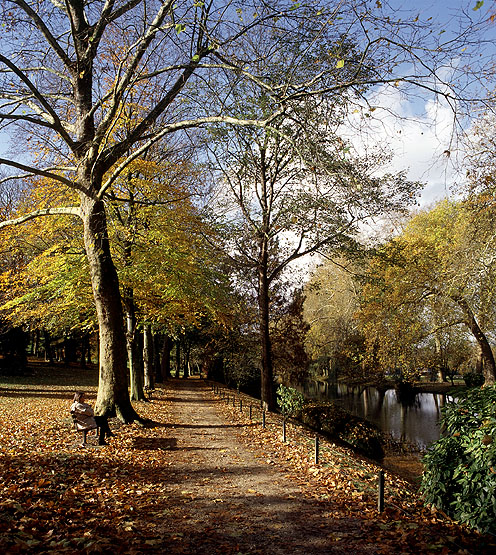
xmin=422 ymin=386 xmax=496 ymax=534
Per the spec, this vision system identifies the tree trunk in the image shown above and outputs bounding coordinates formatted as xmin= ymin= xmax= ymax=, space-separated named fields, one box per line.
xmin=80 ymin=333 xmax=90 ymax=367
xmin=125 ymin=291 xmax=146 ymax=402
xmin=182 ymin=339 xmax=190 ymax=379
xmin=258 ymin=245 xmax=275 ymax=411
xmin=43 ymin=329 xmax=54 ymax=363
xmin=469 ymin=322 xmax=495 ymax=385
xmin=154 ymin=334 xmax=163 ymax=383
xmin=161 ymin=335 xmax=172 ymax=380
xmin=455 ymin=296 xmax=496 ymax=385
xmin=80 ymin=195 xmax=139 ymax=421
xmin=434 ymin=333 xmax=447 ymax=382
xmin=143 ymin=324 xmax=154 ymax=389
xmin=32 ymin=329 xmax=40 ymax=357
xmin=175 ymin=340 xmax=181 ymax=378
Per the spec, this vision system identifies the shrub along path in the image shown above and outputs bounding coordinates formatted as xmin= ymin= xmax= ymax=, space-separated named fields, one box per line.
xmin=0 ymin=367 xmax=495 ymax=553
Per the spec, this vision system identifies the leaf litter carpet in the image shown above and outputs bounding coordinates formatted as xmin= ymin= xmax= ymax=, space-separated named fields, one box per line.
xmin=1 ymin=371 xmax=494 ymax=554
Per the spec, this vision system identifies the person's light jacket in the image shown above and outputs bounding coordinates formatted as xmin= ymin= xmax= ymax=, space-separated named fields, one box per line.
xmin=71 ymin=401 xmax=97 ymax=431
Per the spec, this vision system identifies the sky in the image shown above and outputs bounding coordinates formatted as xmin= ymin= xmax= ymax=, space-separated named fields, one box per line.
xmin=354 ymin=81 xmax=460 ymax=208
xmin=1 ymin=0 xmax=494 ymax=209
xmin=363 ymin=0 xmax=496 ymax=208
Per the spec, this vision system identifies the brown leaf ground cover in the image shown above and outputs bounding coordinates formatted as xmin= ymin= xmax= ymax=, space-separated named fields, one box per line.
xmin=0 ymin=363 xmax=495 ymax=554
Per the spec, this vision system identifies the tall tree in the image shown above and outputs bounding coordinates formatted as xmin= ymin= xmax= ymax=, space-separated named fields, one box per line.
xmin=0 ymin=1 xmax=492 ymax=418
xmin=304 ymin=259 xmax=364 ymax=380
xmin=271 ymin=289 xmax=310 ymax=386
xmin=208 ymin=99 xmax=420 ymax=408
xmin=358 ymin=200 xmax=496 ymax=384
xmin=107 ymin=143 xmax=207 ymax=401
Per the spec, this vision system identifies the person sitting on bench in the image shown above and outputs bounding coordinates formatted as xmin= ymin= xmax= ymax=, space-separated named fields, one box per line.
xmin=71 ymin=391 xmax=114 ymax=446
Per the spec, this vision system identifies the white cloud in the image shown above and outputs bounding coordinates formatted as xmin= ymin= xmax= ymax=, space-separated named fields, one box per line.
xmin=343 ymin=83 xmax=466 ymax=207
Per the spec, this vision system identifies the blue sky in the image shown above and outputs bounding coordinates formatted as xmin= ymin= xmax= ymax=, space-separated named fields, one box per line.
xmin=361 ymin=0 xmax=496 ymax=206
xmin=1 ymin=0 xmax=494 ymax=206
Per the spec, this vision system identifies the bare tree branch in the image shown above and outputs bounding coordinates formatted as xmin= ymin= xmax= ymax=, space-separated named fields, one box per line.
xmin=98 ymin=110 xmax=285 ymax=198
xmin=0 ymin=158 xmax=85 ymax=193
xmin=0 ymin=53 xmax=74 ymax=146
xmin=0 ymin=206 xmax=81 ymax=229
xmin=12 ymin=0 xmax=72 ymax=69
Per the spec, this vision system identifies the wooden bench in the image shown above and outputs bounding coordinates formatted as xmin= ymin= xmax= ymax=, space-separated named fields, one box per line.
xmin=70 ymin=412 xmax=99 ymax=446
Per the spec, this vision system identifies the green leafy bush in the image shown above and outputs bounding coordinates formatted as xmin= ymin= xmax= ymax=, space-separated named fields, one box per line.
xmin=421 ymin=386 xmax=496 ymax=533
xmin=463 ymin=372 xmax=485 ymax=388
xmin=276 ymin=385 xmax=304 ymax=417
xmin=298 ymin=402 xmax=384 ymax=461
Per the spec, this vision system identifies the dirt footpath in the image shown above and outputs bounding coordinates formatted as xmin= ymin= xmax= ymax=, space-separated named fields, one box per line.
xmin=0 ymin=366 xmax=496 ymax=555
xmin=1 ymin=370 xmax=490 ymax=553
xmin=155 ymin=379 xmax=375 ymax=554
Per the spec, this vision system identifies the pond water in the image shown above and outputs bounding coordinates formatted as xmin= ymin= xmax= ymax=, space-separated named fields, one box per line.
xmin=303 ymin=381 xmax=454 ymax=449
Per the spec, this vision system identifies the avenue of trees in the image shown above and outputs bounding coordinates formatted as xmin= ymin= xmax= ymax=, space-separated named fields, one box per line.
xmin=1 ymin=1 xmax=495 ymax=416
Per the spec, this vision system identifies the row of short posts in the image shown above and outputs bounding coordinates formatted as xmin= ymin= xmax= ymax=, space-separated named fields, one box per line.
xmin=210 ymin=381 xmax=385 ymax=513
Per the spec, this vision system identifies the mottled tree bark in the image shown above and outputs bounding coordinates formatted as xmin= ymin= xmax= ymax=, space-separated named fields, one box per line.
xmin=143 ymin=324 xmax=154 ymax=389
xmin=81 ymin=195 xmax=140 ymax=421
xmin=125 ymin=292 xmax=146 ymax=402
xmin=160 ymin=335 xmax=173 ymax=380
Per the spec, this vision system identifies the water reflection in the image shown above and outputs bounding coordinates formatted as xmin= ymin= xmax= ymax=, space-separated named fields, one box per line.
xmin=303 ymin=381 xmax=452 ymax=448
